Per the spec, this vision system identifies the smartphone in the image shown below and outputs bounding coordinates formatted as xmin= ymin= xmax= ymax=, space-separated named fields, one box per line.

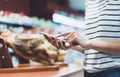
xmin=40 ymin=32 xmax=59 ymax=48
xmin=40 ymin=32 xmax=70 ymax=49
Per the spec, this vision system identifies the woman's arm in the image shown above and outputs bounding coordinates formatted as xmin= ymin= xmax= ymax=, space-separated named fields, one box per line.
xmin=56 ymin=31 xmax=120 ymax=55
xmin=87 ymin=40 xmax=120 ymax=55
xmin=71 ymin=45 xmax=85 ymax=53
xmin=61 ymin=32 xmax=120 ymax=55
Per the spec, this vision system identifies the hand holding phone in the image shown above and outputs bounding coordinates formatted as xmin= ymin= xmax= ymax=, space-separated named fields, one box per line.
xmin=40 ymin=32 xmax=70 ymax=49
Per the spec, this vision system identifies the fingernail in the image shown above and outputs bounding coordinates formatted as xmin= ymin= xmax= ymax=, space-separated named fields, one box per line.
xmin=65 ymin=42 xmax=70 ymax=47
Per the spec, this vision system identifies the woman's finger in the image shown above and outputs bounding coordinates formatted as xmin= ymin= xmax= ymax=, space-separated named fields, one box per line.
xmin=65 ymin=32 xmax=75 ymax=40
xmin=67 ymin=32 xmax=80 ymax=46
xmin=57 ymin=40 xmax=66 ymax=50
xmin=56 ymin=31 xmax=74 ymax=37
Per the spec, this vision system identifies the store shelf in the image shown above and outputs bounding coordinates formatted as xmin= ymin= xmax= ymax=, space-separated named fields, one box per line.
xmin=0 ymin=21 xmax=33 ymax=29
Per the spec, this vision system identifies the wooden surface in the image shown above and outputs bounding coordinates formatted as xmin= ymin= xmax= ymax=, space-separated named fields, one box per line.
xmin=0 ymin=65 xmax=59 ymax=73
xmin=0 ymin=62 xmax=68 ymax=73
xmin=18 ymin=62 xmax=68 ymax=67
xmin=0 ymin=64 xmax=83 ymax=77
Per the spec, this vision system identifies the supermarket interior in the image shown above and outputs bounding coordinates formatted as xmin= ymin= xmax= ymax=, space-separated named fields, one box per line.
xmin=0 ymin=0 xmax=85 ymax=77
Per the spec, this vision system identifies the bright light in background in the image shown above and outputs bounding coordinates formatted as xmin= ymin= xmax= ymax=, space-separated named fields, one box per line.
xmin=68 ymin=0 xmax=85 ymax=12
xmin=52 ymin=13 xmax=85 ymax=29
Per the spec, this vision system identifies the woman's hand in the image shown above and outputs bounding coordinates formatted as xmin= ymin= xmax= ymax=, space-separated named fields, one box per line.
xmin=56 ymin=31 xmax=90 ymax=49
xmin=41 ymin=31 xmax=90 ymax=50
xmin=40 ymin=32 xmax=71 ymax=50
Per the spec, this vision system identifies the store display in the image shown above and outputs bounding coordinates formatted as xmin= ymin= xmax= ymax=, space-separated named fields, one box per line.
xmin=0 ymin=10 xmax=58 ymax=29
xmin=0 ymin=30 xmax=67 ymax=65
xmin=0 ymin=9 xmax=84 ymax=67
xmin=0 ymin=1 xmax=85 ymax=76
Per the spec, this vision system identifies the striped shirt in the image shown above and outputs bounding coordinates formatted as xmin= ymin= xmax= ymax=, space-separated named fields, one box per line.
xmin=84 ymin=0 xmax=120 ymax=72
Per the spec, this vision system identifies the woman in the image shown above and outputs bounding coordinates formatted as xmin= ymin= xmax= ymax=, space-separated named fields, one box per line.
xmin=51 ymin=0 xmax=120 ymax=77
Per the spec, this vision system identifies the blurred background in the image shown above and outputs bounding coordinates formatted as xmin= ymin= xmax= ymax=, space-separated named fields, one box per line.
xmin=0 ymin=0 xmax=85 ymax=67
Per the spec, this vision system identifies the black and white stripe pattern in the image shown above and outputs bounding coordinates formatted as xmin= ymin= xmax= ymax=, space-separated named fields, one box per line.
xmin=84 ymin=0 xmax=120 ymax=72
